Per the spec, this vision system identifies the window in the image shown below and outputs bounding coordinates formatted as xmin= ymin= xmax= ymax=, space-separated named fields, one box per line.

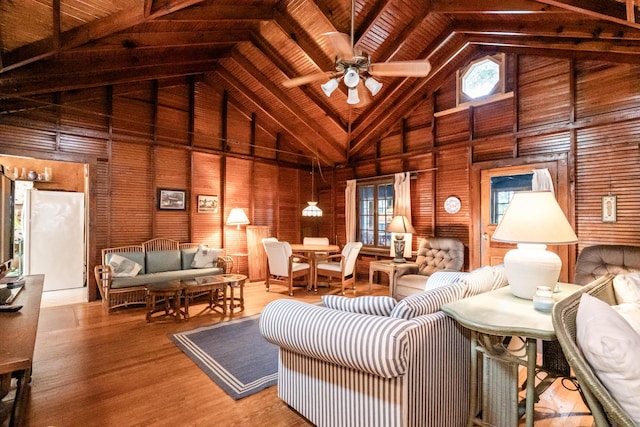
xmin=358 ymin=181 xmax=394 ymax=248
xmin=490 ymin=173 xmax=533 ymax=224
xmin=457 ymin=54 xmax=505 ymax=106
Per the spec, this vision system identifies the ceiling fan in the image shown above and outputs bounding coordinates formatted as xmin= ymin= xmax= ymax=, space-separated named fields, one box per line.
xmin=282 ymin=0 xmax=431 ymax=106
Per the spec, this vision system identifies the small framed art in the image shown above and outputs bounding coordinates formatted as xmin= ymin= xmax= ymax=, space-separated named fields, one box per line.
xmin=197 ymin=195 xmax=218 ymax=213
xmin=601 ymin=195 xmax=617 ymax=223
xmin=158 ymin=189 xmax=186 ymax=210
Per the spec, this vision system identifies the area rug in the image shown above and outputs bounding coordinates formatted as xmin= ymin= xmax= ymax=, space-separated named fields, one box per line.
xmin=170 ymin=313 xmax=278 ymax=400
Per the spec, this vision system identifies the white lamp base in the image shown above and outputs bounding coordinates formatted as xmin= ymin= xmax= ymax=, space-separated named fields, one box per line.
xmin=503 ymin=243 xmax=562 ymax=300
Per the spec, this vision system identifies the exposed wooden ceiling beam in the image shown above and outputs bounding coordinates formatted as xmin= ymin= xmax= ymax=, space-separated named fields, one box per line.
xmin=249 ymin=30 xmax=348 ymax=129
xmin=229 ymin=49 xmax=346 ymax=161
xmin=214 ymin=67 xmax=337 ymax=165
xmin=431 ymin=0 xmax=566 ymax=13
xmin=533 ymin=0 xmax=640 ymax=29
xmin=0 ymin=46 xmax=229 ymax=97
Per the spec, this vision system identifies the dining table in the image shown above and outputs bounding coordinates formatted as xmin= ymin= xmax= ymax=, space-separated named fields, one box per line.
xmin=290 ymin=243 xmax=340 ymax=291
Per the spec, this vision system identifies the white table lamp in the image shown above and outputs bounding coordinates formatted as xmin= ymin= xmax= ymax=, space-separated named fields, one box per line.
xmin=226 ymin=208 xmax=250 ymax=229
xmin=385 ymin=215 xmax=416 ymax=263
xmin=492 ymin=191 xmax=578 ymax=299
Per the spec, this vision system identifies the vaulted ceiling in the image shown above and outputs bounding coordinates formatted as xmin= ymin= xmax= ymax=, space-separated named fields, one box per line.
xmin=1 ymin=0 xmax=640 ymax=167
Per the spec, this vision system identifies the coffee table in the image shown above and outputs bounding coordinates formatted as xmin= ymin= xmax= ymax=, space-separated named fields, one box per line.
xmin=182 ymin=275 xmax=227 ymax=318
xmin=214 ymin=274 xmax=247 ymax=312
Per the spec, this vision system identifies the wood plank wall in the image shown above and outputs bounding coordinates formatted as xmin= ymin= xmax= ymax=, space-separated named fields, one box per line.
xmin=1 ymin=53 xmax=640 ymax=300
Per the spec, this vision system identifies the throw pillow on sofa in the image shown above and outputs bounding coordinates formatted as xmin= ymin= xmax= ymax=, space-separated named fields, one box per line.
xmin=108 ymin=253 xmax=142 ymax=278
xmin=192 ymin=245 xmax=222 ymax=268
xmin=613 ymin=272 xmax=640 ymax=303
xmin=322 ymin=295 xmax=397 ymax=316
xmin=576 ymin=293 xmax=640 ymax=424
xmin=390 ymin=283 xmax=465 ymax=320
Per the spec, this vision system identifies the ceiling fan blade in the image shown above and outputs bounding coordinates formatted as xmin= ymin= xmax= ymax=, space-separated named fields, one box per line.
xmin=282 ymin=72 xmax=332 ymax=88
xmin=321 ymin=32 xmax=354 ymax=61
xmin=368 ymin=60 xmax=432 ymax=77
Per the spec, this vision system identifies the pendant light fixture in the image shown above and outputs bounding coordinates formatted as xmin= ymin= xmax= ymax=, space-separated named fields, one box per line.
xmin=302 ymin=159 xmax=322 ymax=217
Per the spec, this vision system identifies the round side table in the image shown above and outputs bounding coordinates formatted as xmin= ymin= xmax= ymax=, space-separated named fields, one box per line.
xmin=215 ymin=274 xmax=247 ymax=312
xmin=145 ymin=281 xmax=184 ymax=322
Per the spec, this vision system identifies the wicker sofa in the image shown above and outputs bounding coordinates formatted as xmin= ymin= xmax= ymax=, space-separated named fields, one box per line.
xmin=260 ymin=265 xmax=507 ymax=427
xmin=95 ymin=238 xmax=232 ymax=310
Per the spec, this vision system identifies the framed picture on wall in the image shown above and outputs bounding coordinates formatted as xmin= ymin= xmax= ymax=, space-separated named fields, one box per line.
xmin=158 ymin=189 xmax=186 ymax=210
xmin=197 ymin=195 xmax=218 ymax=213
xmin=601 ymin=195 xmax=617 ymax=223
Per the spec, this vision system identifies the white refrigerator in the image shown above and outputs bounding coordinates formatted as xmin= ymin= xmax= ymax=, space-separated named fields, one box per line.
xmin=23 ymin=189 xmax=85 ymax=291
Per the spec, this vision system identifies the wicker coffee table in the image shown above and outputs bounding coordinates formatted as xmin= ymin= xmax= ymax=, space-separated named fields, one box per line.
xmin=214 ymin=274 xmax=247 ymax=312
xmin=182 ymin=275 xmax=227 ymax=318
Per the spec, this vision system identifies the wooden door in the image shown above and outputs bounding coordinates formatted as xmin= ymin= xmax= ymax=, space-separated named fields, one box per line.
xmin=480 ymin=161 xmax=561 ymax=267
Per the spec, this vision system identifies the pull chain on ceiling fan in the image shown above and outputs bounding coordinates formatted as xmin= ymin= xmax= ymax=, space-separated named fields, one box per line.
xmin=282 ymin=0 xmax=432 ymax=106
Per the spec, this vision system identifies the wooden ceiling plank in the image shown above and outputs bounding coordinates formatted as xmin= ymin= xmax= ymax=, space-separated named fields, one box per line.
xmin=52 ymin=0 xmax=61 ymax=51
xmin=533 ymin=0 xmax=640 ymax=29
xmin=153 ymin=4 xmax=276 ymax=21
xmin=214 ymin=67 xmax=338 ymax=165
xmin=628 ymin=0 xmax=636 ymax=24
xmin=229 ymin=49 xmax=346 ymax=159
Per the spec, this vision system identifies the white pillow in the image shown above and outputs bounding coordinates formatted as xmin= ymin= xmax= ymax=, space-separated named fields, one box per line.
xmin=322 ymin=295 xmax=397 ymax=316
xmin=613 ymin=272 xmax=640 ymax=303
xmin=613 ymin=302 xmax=640 ymax=335
xmin=576 ymin=293 xmax=640 ymax=424
xmin=108 ymin=253 xmax=142 ymax=278
xmin=191 ymin=245 xmax=222 ymax=268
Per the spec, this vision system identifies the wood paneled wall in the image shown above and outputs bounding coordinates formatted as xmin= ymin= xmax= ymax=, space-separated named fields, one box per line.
xmin=1 ymin=52 xmax=640 ymax=299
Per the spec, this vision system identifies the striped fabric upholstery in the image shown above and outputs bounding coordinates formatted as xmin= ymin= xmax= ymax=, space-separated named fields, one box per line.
xmin=260 ymin=298 xmax=472 ymax=427
xmin=261 ymin=300 xmax=412 ymax=378
xmin=425 ymin=270 xmax=468 ymax=289
xmin=390 ymin=283 xmax=466 ymax=319
xmin=322 ymin=295 xmax=397 ymax=316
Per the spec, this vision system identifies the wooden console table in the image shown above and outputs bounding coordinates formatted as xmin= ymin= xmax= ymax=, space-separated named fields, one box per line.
xmin=0 ymin=274 xmax=44 ymax=427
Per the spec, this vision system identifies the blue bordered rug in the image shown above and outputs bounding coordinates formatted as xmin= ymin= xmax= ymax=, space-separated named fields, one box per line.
xmin=170 ymin=313 xmax=278 ymax=400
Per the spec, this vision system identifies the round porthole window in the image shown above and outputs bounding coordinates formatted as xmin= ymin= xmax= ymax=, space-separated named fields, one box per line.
xmin=444 ymin=196 xmax=461 ymax=214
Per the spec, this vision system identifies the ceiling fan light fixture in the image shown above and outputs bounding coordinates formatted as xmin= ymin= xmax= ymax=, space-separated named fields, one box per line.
xmin=364 ymin=77 xmax=382 ymax=96
xmin=343 ymin=68 xmax=360 ymax=88
xmin=321 ymin=78 xmax=339 ymax=97
xmin=347 ymin=87 xmax=360 ymax=104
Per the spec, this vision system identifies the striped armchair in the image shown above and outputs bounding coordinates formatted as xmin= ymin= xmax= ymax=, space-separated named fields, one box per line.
xmin=259 ymin=280 xmax=490 ymax=427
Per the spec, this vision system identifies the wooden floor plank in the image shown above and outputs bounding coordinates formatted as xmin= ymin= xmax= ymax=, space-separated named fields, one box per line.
xmin=25 ymin=280 xmax=594 ymax=426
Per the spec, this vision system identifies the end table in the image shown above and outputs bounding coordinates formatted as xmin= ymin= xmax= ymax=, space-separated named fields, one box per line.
xmin=368 ymin=260 xmax=398 ymax=295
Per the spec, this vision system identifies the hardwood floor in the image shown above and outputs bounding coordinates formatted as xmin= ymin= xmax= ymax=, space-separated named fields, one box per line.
xmin=27 ymin=280 xmax=594 ymax=426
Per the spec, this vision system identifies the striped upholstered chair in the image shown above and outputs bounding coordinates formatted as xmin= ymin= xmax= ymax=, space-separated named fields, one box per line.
xmin=260 ymin=265 xmax=508 ymax=427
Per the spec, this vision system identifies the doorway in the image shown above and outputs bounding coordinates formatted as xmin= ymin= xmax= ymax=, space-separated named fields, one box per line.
xmin=478 ymin=157 xmax=573 ymax=282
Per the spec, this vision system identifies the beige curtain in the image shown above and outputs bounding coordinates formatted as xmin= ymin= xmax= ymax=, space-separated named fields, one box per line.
xmin=392 ymin=172 xmax=412 ymax=258
xmin=345 ymin=179 xmax=357 ymax=243
xmin=532 ymin=168 xmax=554 ymax=194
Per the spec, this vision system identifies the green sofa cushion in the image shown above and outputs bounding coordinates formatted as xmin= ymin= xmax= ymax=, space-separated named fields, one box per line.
xmin=146 ymin=250 xmax=181 ymax=273
xmin=110 ymin=267 xmax=223 ymax=289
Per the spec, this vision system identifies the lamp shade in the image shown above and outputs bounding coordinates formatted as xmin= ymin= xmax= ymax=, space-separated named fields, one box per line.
xmin=492 ymin=191 xmax=577 ymax=244
xmin=302 ymin=201 xmax=322 ymax=217
xmin=364 ymin=77 xmax=383 ymax=96
xmin=385 ymin=215 xmax=417 ymax=234
xmin=492 ymin=191 xmax=577 ymax=300
xmin=226 ymin=208 xmax=250 ymax=229
xmin=321 ymin=78 xmax=339 ymax=97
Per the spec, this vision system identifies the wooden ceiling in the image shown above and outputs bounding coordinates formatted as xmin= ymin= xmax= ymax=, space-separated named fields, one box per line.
xmin=1 ymin=0 xmax=640 ymax=167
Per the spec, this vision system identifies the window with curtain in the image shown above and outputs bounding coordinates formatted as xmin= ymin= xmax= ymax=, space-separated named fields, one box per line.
xmin=357 ymin=180 xmax=394 ymax=248
xmin=490 ymin=173 xmax=533 ymax=224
